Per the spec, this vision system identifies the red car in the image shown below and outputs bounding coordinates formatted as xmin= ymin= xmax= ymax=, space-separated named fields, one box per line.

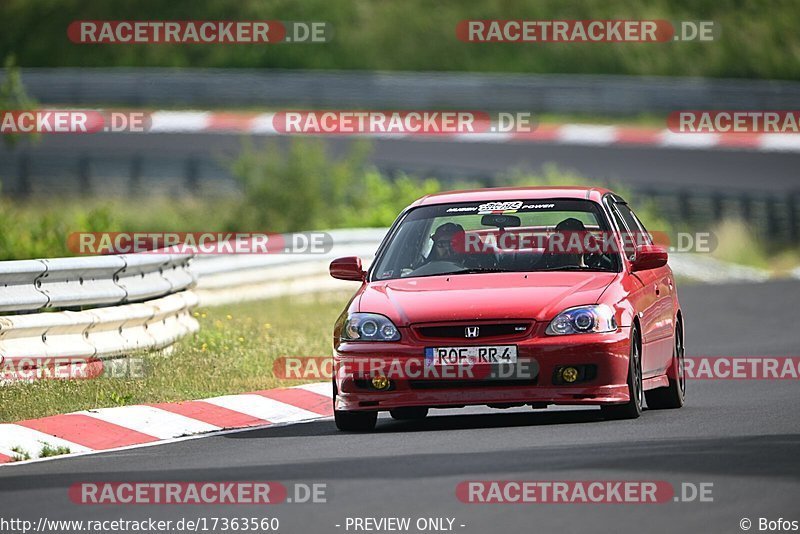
xmin=329 ymin=186 xmax=685 ymax=431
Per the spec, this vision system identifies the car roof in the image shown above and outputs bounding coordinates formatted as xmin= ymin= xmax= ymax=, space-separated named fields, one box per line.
xmin=409 ymin=186 xmax=617 ymax=207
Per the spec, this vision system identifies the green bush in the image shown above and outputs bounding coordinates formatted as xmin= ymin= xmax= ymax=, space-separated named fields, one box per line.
xmin=232 ymin=138 xmax=442 ymax=231
xmin=0 ymin=195 xmax=238 ymax=260
xmin=0 ymin=54 xmax=38 ymax=147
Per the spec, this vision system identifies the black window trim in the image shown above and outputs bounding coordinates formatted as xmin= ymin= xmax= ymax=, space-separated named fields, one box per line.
xmin=602 ymin=194 xmax=638 ymax=264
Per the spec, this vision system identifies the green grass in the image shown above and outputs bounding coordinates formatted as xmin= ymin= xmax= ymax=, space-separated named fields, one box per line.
xmin=39 ymin=443 xmax=71 ymax=457
xmin=0 ymin=292 xmax=350 ymax=423
xmin=10 ymin=446 xmax=31 ymax=461
xmin=708 ymin=218 xmax=800 ymax=275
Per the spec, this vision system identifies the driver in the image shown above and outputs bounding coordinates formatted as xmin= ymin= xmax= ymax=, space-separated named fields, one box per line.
xmin=545 ymin=217 xmax=588 ymax=268
xmin=427 ymin=222 xmax=466 ymax=263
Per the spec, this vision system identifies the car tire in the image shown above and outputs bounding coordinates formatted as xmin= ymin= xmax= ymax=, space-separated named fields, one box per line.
xmin=332 ymin=379 xmax=378 ymax=432
xmin=601 ymin=326 xmax=643 ymax=420
xmin=645 ymin=324 xmax=686 ymax=410
xmin=389 ymin=407 xmax=429 ymax=420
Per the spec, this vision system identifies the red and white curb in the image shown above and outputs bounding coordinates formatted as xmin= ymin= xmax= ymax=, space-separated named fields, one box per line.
xmin=145 ymin=111 xmax=800 ymax=153
xmin=0 ymin=382 xmax=332 ymax=466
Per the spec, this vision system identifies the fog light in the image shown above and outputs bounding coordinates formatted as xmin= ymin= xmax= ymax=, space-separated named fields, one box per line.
xmin=561 ymin=367 xmax=579 ymax=383
xmin=371 ymin=375 xmax=390 ymax=390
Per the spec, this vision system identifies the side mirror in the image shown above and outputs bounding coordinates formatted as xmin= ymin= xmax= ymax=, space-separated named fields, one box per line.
xmin=330 ymin=256 xmax=365 ymax=281
xmin=631 ymin=244 xmax=668 ymax=272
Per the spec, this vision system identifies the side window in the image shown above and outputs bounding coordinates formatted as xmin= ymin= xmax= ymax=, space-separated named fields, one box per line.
xmin=617 ymin=203 xmax=652 ymax=246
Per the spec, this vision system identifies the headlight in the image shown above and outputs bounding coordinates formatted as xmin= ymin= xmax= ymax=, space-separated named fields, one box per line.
xmin=341 ymin=313 xmax=401 ymax=341
xmin=545 ymin=305 xmax=617 ymax=335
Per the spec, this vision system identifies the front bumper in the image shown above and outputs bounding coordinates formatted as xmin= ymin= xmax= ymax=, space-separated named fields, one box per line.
xmin=334 ymin=327 xmax=632 ymax=411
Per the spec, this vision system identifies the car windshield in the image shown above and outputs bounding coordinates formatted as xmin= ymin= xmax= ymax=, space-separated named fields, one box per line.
xmin=371 ymin=198 xmax=621 ymax=281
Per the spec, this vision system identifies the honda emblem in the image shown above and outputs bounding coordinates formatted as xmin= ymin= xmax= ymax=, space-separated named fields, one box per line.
xmin=465 ymin=326 xmax=480 ymax=338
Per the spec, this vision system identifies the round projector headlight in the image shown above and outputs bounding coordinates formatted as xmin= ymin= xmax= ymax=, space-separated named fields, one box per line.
xmin=545 ymin=305 xmax=617 ymax=336
xmin=550 ymin=315 xmax=573 ymax=335
xmin=381 ymin=324 xmax=397 ymax=339
xmin=341 ymin=313 xmax=401 ymax=342
xmin=573 ymin=310 xmax=595 ymax=332
xmin=345 ymin=321 xmax=360 ymax=340
xmin=361 ymin=320 xmax=378 ymax=337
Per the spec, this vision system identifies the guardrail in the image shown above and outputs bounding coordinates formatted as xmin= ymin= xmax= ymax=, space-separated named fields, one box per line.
xmin=9 ymin=68 xmax=800 ymax=114
xmin=0 ymin=252 xmax=197 ymax=374
xmin=0 ymin=231 xmax=381 ymax=377
xmin=191 ymin=228 xmax=385 ymax=306
xmin=0 ymin=253 xmax=194 ymax=313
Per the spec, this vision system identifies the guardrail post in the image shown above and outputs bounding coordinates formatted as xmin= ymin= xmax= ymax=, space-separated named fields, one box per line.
xmin=766 ymin=196 xmax=780 ymax=243
xmin=712 ymin=193 xmax=724 ymax=222
xmin=788 ymin=192 xmax=799 ymax=243
xmin=129 ymin=154 xmax=142 ymax=196
xmin=16 ymin=152 xmax=31 ymax=197
xmin=185 ymin=157 xmax=199 ymax=192
xmin=78 ymin=154 xmax=92 ymax=196
xmin=678 ymin=190 xmax=692 ymax=225
xmin=739 ymin=192 xmax=753 ymax=226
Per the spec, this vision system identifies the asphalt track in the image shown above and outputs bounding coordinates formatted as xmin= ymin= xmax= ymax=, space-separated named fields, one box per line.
xmin=4 ymin=133 xmax=800 ymax=193
xmin=0 ymin=279 xmax=798 ymax=534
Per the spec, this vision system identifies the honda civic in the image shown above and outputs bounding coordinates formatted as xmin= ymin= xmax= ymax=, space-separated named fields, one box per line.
xmin=329 ymin=187 xmax=685 ymax=431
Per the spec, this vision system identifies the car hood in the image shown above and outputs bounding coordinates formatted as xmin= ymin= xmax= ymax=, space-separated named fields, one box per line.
xmin=358 ymin=271 xmax=618 ymax=325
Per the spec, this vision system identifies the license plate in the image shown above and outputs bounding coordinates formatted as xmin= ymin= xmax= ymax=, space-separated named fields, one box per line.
xmin=425 ymin=345 xmax=518 ymax=365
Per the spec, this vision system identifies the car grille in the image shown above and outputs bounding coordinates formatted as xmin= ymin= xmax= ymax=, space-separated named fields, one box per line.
xmin=414 ymin=322 xmax=532 ymax=340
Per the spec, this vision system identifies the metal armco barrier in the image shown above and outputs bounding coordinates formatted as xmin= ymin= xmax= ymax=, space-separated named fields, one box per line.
xmin=117 ymin=253 xmax=195 ymax=302
xmin=190 ymin=228 xmax=386 ymax=306
xmin=8 ymin=68 xmax=800 ymax=113
xmin=0 ymin=253 xmax=194 ymax=313
xmin=0 ymin=231 xmax=383 ymax=374
xmin=0 ymin=260 xmax=49 ymax=313
xmin=0 ymin=250 xmax=198 ymax=373
xmin=0 ymin=291 xmax=199 ymax=360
